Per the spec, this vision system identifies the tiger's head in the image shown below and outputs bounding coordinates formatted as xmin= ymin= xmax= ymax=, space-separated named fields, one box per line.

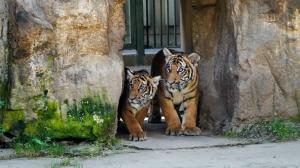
xmin=126 ymin=68 xmax=161 ymax=110
xmin=163 ymin=48 xmax=201 ymax=93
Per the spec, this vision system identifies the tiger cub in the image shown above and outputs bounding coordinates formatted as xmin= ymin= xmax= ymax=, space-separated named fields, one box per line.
xmin=150 ymin=48 xmax=201 ymax=136
xmin=118 ymin=68 xmax=161 ymax=141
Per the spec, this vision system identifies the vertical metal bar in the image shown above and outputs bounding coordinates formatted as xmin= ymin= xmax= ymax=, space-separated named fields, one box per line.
xmin=174 ymin=0 xmax=177 ymax=47
xmin=160 ymin=0 xmax=163 ymax=47
xmin=167 ymin=0 xmax=170 ymax=47
xmin=146 ymin=0 xmax=149 ymax=47
xmin=153 ymin=0 xmax=156 ymax=48
xmin=136 ymin=0 xmax=145 ymax=64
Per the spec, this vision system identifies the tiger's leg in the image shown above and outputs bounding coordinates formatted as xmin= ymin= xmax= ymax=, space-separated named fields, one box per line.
xmin=122 ymin=110 xmax=146 ymax=141
xmin=182 ymin=96 xmax=201 ymax=136
xmin=148 ymin=95 xmax=162 ymax=123
xmin=135 ymin=106 xmax=149 ymax=130
xmin=159 ymin=96 xmax=182 ymax=135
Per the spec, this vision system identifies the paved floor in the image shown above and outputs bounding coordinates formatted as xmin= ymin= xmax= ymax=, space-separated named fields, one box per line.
xmin=0 ymin=123 xmax=300 ymax=168
xmin=119 ymin=123 xmax=249 ymax=150
xmin=0 ymin=140 xmax=300 ymax=168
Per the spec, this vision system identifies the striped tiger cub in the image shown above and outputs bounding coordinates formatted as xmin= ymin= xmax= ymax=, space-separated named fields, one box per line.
xmin=118 ymin=68 xmax=161 ymax=141
xmin=150 ymin=48 xmax=201 ymax=136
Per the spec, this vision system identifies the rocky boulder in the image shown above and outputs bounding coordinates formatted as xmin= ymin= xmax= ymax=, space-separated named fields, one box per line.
xmin=7 ymin=0 xmax=125 ymax=122
xmin=193 ymin=0 xmax=300 ymax=132
xmin=0 ymin=0 xmax=9 ymax=101
xmin=0 ymin=0 xmax=127 ymax=139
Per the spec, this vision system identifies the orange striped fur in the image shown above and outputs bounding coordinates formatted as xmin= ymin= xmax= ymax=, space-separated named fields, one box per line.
xmin=150 ymin=48 xmax=201 ymax=136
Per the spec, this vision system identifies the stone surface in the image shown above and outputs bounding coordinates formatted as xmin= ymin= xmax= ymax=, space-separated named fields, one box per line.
xmin=192 ymin=0 xmax=238 ymax=132
xmin=192 ymin=0 xmax=300 ymax=131
xmin=119 ymin=122 xmax=247 ymax=150
xmin=232 ymin=0 xmax=300 ymax=127
xmin=1 ymin=0 xmax=300 ymax=134
xmin=8 ymin=0 xmax=125 ymax=123
xmin=0 ymin=0 xmax=9 ymax=100
xmin=1 ymin=140 xmax=300 ymax=167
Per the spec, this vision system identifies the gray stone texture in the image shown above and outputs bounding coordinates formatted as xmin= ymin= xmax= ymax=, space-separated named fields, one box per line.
xmin=7 ymin=0 xmax=125 ymax=121
xmin=193 ymin=0 xmax=300 ymax=131
xmin=0 ymin=0 xmax=9 ymax=100
xmin=1 ymin=0 xmax=300 ymax=133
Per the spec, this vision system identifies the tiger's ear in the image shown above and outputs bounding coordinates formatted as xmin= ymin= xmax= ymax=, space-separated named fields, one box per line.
xmin=152 ymin=76 xmax=161 ymax=87
xmin=163 ymin=48 xmax=173 ymax=60
xmin=126 ymin=68 xmax=134 ymax=80
xmin=187 ymin=53 xmax=201 ymax=66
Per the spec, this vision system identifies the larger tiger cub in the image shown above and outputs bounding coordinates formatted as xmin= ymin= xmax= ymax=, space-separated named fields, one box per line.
xmin=150 ymin=48 xmax=201 ymax=136
xmin=118 ymin=68 xmax=160 ymax=141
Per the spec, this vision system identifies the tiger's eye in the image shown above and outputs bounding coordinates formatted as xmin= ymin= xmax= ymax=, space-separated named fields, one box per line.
xmin=178 ymin=67 xmax=185 ymax=72
xmin=139 ymin=84 xmax=146 ymax=91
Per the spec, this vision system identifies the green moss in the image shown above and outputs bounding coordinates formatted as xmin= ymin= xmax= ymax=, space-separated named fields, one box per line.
xmin=24 ymin=94 xmax=115 ymax=141
xmin=37 ymin=99 xmax=60 ymax=120
xmin=2 ymin=110 xmax=25 ymax=132
xmin=0 ymin=99 xmax=5 ymax=110
xmin=40 ymin=118 xmax=95 ymax=140
xmin=6 ymin=93 xmax=116 ymax=157
xmin=291 ymin=92 xmax=300 ymax=122
xmin=13 ymin=137 xmax=66 ymax=157
xmin=0 ymin=81 xmax=5 ymax=100
xmin=0 ymin=81 xmax=8 ymax=117
xmin=0 ymin=124 xmax=3 ymax=136
xmin=47 ymin=55 xmax=56 ymax=65
xmin=65 ymin=94 xmax=116 ymax=139
xmin=225 ymin=118 xmax=300 ymax=141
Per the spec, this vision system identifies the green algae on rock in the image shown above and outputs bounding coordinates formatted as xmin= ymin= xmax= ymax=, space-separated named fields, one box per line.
xmin=24 ymin=94 xmax=116 ymax=141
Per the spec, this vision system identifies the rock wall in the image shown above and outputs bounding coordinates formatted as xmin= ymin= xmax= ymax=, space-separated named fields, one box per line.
xmin=0 ymin=0 xmax=9 ymax=101
xmin=232 ymin=0 xmax=300 ymax=127
xmin=193 ymin=0 xmax=300 ymax=132
xmin=2 ymin=0 xmax=299 ymax=134
xmin=7 ymin=0 xmax=125 ymax=121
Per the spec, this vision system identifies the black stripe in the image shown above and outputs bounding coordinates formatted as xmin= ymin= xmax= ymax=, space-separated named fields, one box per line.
xmin=129 ymin=105 xmax=138 ymax=111
xmin=163 ymin=95 xmax=172 ymax=100
xmin=188 ymin=80 xmax=198 ymax=91
xmin=167 ymin=89 xmax=174 ymax=97
xmin=184 ymin=87 xmax=197 ymax=96
xmin=183 ymin=95 xmax=197 ymax=102
xmin=128 ymin=109 xmax=135 ymax=114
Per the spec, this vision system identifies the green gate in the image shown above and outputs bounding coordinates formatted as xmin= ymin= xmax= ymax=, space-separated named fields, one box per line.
xmin=124 ymin=0 xmax=181 ymax=64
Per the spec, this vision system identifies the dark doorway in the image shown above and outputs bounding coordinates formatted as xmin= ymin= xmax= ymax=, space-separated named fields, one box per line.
xmin=123 ymin=0 xmax=182 ymax=65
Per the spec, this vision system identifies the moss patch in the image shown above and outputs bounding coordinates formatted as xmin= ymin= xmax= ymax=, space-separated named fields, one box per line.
xmin=0 ymin=81 xmax=5 ymax=99
xmin=13 ymin=137 xmax=66 ymax=157
xmin=291 ymin=92 xmax=300 ymax=122
xmin=3 ymin=93 xmax=116 ymax=157
xmin=23 ymin=94 xmax=116 ymax=141
xmin=2 ymin=110 xmax=25 ymax=134
xmin=225 ymin=118 xmax=300 ymax=142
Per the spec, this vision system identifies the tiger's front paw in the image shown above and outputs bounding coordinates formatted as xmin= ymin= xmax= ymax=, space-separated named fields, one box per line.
xmin=129 ymin=130 xmax=147 ymax=141
xmin=165 ymin=123 xmax=182 ymax=136
xmin=182 ymin=127 xmax=201 ymax=136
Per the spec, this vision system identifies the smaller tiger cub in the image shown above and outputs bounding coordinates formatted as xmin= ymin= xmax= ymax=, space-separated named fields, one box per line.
xmin=118 ymin=68 xmax=161 ymax=141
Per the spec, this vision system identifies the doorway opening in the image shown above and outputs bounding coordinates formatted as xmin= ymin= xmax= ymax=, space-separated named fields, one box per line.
xmin=123 ymin=0 xmax=192 ymax=65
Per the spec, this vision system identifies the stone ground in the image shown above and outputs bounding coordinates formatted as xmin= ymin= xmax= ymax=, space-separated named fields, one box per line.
xmin=0 ymin=123 xmax=300 ymax=168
